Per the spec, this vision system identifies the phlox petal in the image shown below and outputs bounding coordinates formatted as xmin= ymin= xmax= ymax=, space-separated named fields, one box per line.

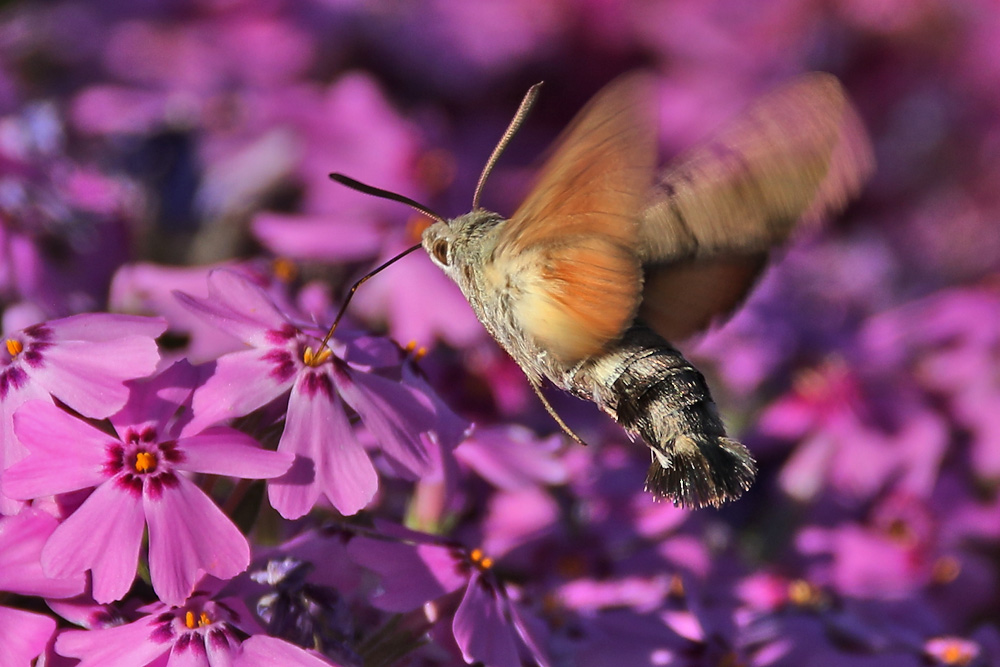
xmin=42 ymin=481 xmax=145 ymax=603
xmin=269 ymin=377 xmax=377 ymax=518
xmin=334 ymin=366 xmax=431 ymax=477
xmin=175 ymin=269 xmax=290 ymax=347
xmin=239 ymin=635 xmax=344 ymax=666
xmin=145 ymin=473 xmax=250 ymax=606
xmin=110 ymin=359 xmax=200 ymax=437
xmin=44 ymin=313 xmax=167 ymax=343
xmin=345 ymin=537 xmax=465 ymax=611
xmin=0 ymin=386 xmax=51 ymax=514
xmin=456 ymin=427 xmax=566 ymax=490
xmin=56 ymin=615 xmax=168 ymax=667
xmin=189 ymin=349 xmax=295 ymax=430
xmin=0 ymin=382 xmax=49 ymax=469
xmin=31 ymin=314 xmax=165 ymax=419
xmin=453 ymin=572 xmax=520 ymax=667
xmin=0 ymin=508 xmax=85 ymax=598
xmin=253 ymin=212 xmax=382 ymax=262
xmin=33 ymin=337 xmax=162 ymax=419
xmin=175 ymin=427 xmax=292 ymax=479
xmin=0 ymin=607 xmax=56 ymax=666
xmin=181 ymin=632 xmax=239 ymax=667
xmin=5 ymin=400 xmax=113 ymax=499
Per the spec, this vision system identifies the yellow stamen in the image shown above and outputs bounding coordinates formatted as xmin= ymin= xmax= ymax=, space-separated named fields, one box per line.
xmin=470 ymin=548 xmax=493 ymax=570
xmin=184 ymin=610 xmax=212 ymax=629
xmin=302 ymin=346 xmax=332 ymax=367
xmin=885 ymin=518 xmax=915 ymax=546
xmin=272 ymin=257 xmax=298 ymax=283
xmin=787 ymin=579 xmax=823 ymax=607
xmin=932 ymin=556 xmax=961 ymax=584
xmin=5 ymin=339 xmax=23 ymax=357
xmin=716 ymin=651 xmax=744 ymax=667
xmin=134 ymin=451 xmax=157 ymax=473
xmin=667 ymin=573 xmax=685 ymax=598
xmin=404 ymin=340 xmax=428 ymax=361
xmin=934 ymin=638 xmax=975 ymax=666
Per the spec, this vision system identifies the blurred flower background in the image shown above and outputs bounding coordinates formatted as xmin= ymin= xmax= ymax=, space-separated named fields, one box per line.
xmin=0 ymin=0 xmax=999 ymax=665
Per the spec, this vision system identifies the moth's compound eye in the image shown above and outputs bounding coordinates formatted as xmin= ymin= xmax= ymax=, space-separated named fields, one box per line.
xmin=432 ymin=239 xmax=450 ymax=266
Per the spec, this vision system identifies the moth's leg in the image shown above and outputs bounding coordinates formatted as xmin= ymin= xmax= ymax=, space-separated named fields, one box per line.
xmin=527 ymin=376 xmax=589 ymax=447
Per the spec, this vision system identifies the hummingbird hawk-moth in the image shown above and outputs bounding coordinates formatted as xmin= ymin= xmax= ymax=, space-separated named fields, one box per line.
xmin=330 ymin=72 xmax=873 ymax=508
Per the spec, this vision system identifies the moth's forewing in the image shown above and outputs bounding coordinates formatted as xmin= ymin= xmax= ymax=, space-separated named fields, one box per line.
xmin=490 ymin=74 xmax=656 ymax=364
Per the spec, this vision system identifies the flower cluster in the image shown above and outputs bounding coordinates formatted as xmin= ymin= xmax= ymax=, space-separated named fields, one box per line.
xmin=0 ymin=1 xmax=999 ymax=666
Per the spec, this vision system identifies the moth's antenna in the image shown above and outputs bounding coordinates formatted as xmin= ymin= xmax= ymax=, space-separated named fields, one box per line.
xmin=471 ymin=81 xmax=543 ymax=211
xmin=322 ymin=173 xmax=444 ymax=348
xmin=319 ymin=242 xmax=423 ymax=350
xmin=329 ymin=173 xmax=447 ymax=224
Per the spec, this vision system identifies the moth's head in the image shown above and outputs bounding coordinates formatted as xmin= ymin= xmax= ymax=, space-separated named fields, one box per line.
xmin=422 ymin=210 xmax=506 ymax=273
xmin=421 ymin=220 xmax=455 ymax=270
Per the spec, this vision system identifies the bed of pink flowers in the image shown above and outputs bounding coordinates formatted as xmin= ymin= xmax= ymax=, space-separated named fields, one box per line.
xmin=1 ymin=1 xmax=999 ymax=666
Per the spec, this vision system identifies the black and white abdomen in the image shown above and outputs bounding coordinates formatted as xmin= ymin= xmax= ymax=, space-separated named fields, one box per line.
xmin=568 ymin=323 xmax=756 ymax=509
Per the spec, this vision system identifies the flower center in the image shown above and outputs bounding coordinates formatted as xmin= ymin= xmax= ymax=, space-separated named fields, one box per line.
xmin=925 ymin=636 xmax=978 ymax=665
xmin=302 ymin=345 xmax=332 ymax=367
xmin=134 ymin=451 xmax=157 ymax=473
xmin=5 ymin=339 xmax=22 ymax=357
xmin=109 ymin=435 xmax=183 ymax=499
xmin=403 ymin=339 xmax=428 ymax=361
xmin=469 ymin=548 xmax=493 ymax=571
xmin=931 ymin=556 xmax=961 ymax=584
xmin=272 ymin=257 xmax=298 ymax=283
xmin=787 ymin=579 xmax=824 ymax=608
xmin=185 ymin=610 xmax=213 ymax=629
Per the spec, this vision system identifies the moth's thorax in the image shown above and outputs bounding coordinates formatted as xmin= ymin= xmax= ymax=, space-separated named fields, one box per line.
xmin=421 ymin=209 xmax=558 ymax=381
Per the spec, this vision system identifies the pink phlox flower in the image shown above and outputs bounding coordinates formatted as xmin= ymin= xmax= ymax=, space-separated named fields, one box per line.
xmin=2 ymin=360 xmax=292 ymax=606
xmin=796 ymin=484 xmax=998 ymax=624
xmin=109 ymin=261 xmax=283 ymax=364
xmin=0 ymin=312 xmax=166 ymax=514
xmin=346 ymin=522 xmax=550 ymax=667
xmin=861 ymin=287 xmax=1000 ymax=484
xmin=176 ymin=269 xmax=467 ymax=519
xmin=55 ymin=589 xmax=346 ymax=667
xmin=759 ymin=359 xmax=948 ymax=503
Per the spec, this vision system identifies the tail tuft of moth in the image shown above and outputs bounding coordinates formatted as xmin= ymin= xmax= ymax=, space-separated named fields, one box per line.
xmin=645 ymin=435 xmax=757 ymax=509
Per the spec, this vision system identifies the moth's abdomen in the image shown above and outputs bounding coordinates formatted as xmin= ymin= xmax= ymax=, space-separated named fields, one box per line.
xmin=578 ymin=324 xmax=756 ymax=509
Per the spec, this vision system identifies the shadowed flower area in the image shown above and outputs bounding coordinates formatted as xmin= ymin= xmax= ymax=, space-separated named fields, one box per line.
xmin=0 ymin=0 xmax=998 ymax=665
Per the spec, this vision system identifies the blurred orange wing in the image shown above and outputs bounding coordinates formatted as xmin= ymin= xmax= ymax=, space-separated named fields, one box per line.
xmin=489 ymin=74 xmax=655 ymax=363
